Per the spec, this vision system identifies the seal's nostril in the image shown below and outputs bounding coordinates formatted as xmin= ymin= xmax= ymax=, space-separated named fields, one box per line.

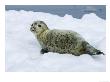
xmin=31 ymin=24 xmax=34 ymax=26
xmin=30 ymin=27 xmax=35 ymax=31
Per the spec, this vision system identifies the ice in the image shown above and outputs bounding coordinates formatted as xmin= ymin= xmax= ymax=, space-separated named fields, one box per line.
xmin=5 ymin=10 xmax=106 ymax=72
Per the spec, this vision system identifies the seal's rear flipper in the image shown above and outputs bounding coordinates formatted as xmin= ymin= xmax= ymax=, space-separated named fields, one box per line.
xmin=85 ymin=43 xmax=105 ymax=55
xmin=96 ymin=51 xmax=105 ymax=55
xmin=87 ymin=50 xmax=105 ymax=55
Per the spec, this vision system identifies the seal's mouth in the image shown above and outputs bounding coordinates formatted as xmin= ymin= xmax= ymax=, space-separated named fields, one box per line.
xmin=30 ymin=27 xmax=35 ymax=32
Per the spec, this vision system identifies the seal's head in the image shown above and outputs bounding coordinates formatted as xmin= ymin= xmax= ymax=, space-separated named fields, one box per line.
xmin=30 ymin=21 xmax=49 ymax=35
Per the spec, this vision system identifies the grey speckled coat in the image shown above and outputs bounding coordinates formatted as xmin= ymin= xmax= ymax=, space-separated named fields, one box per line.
xmin=30 ymin=21 xmax=104 ymax=56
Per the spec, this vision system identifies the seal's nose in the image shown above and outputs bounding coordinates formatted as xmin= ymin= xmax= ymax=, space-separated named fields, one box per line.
xmin=30 ymin=26 xmax=35 ymax=31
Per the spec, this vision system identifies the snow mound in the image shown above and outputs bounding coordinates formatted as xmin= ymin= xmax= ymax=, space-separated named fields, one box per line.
xmin=5 ymin=10 xmax=106 ymax=72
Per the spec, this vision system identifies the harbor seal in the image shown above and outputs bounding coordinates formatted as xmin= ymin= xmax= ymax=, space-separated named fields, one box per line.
xmin=30 ymin=21 xmax=104 ymax=56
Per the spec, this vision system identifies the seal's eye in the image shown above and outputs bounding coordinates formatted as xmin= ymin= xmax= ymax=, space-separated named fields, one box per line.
xmin=38 ymin=25 xmax=41 ymax=27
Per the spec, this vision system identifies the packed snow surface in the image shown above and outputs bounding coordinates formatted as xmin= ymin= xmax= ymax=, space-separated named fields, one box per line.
xmin=5 ymin=10 xmax=106 ymax=72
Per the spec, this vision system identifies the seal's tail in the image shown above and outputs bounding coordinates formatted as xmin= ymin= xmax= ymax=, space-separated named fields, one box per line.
xmin=85 ymin=43 xmax=105 ymax=55
xmin=95 ymin=50 xmax=105 ymax=55
xmin=86 ymin=48 xmax=105 ymax=55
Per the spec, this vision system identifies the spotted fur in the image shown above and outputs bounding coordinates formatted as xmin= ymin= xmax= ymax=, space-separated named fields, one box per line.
xmin=30 ymin=21 xmax=104 ymax=56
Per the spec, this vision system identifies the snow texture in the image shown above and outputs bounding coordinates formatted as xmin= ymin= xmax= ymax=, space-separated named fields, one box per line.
xmin=5 ymin=10 xmax=106 ymax=72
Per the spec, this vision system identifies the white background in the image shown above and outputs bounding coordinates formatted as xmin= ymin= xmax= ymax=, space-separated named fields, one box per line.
xmin=0 ymin=0 xmax=110 ymax=82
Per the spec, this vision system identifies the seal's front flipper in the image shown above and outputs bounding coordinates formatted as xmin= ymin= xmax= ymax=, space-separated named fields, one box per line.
xmin=40 ymin=48 xmax=49 ymax=54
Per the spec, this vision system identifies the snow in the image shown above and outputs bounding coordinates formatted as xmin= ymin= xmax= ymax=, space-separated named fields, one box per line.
xmin=5 ymin=10 xmax=106 ymax=72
